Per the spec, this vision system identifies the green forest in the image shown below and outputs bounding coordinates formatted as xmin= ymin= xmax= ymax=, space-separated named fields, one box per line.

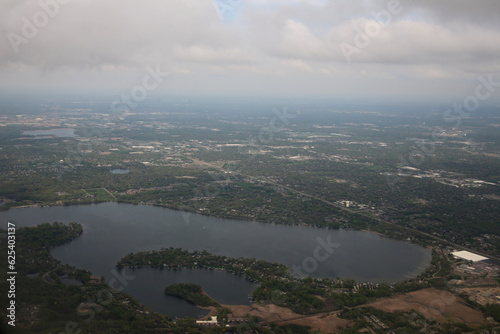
xmin=164 ymin=283 xmax=220 ymax=307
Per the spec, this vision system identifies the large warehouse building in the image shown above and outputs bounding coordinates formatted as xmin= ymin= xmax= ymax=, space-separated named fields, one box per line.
xmin=452 ymin=250 xmax=489 ymax=262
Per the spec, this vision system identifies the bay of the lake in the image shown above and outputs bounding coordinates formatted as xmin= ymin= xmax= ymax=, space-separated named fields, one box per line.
xmin=110 ymin=169 xmax=130 ymax=174
xmin=21 ymin=128 xmax=76 ymax=138
xmin=0 ymin=203 xmax=431 ymax=317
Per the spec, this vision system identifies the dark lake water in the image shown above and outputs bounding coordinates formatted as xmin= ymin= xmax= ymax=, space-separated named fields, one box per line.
xmin=21 ymin=128 xmax=76 ymax=138
xmin=0 ymin=203 xmax=431 ymax=318
xmin=110 ymin=169 xmax=130 ymax=174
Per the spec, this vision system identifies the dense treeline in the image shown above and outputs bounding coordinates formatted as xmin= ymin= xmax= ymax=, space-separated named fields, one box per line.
xmin=164 ymin=283 xmax=220 ymax=307
xmin=15 ymin=222 xmax=83 ymax=275
xmin=117 ymin=247 xmax=290 ymax=282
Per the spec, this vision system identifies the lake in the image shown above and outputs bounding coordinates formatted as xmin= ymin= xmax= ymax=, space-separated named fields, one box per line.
xmin=110 ymin=169 xmax=130 ymax=174
xmin=0 ymin=203 xmax=431 ymax=317
xmin=21 ymin=128 xmax=76 ymax=138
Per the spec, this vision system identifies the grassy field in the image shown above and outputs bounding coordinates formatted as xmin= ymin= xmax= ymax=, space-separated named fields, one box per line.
xmin=86 ymin=188 xmax=115 ymax=201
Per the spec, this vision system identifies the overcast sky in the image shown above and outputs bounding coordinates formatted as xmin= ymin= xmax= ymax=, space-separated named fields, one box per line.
xmin=1 ymin=0 xmax=499 ymax=101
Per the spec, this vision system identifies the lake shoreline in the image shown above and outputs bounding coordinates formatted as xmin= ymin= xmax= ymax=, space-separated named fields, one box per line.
xmin=0 ymin=202 xmax=432 ymax=317
xmin=3 ymin=199 xmax=414 ymax=245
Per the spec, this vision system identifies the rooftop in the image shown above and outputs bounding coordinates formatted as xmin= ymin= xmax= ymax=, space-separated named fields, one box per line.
xmin=452 ymin=250 xmax=489 ymax=262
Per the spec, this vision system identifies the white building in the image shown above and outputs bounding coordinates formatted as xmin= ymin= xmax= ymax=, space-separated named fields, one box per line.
xmin=452 ymin=250 xmax=488 ymax=262
xmin=196 ymin=316 xmax=218 ymax=326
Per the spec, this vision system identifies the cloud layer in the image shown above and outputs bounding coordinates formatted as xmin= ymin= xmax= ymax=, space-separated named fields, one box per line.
xmin=1 ymin=0 xmax=499 ymax=99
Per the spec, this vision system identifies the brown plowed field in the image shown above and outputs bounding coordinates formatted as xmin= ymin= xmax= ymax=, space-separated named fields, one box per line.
xmin=204 ymin=304 xmax=351 ymax=333
xmin=365 ymin=288 xmax=487 ymax=325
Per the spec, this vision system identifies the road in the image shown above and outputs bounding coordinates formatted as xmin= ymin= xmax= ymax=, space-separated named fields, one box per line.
xmin=102 ymin=187 xmax=117 ymax=200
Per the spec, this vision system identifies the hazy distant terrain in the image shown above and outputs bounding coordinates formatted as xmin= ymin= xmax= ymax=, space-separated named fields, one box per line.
xmin=1 ymin=95 xmax=498 ymax=257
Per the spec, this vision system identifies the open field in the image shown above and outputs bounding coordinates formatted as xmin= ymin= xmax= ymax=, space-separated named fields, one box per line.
xmin=84 ymin=188 xmax=116 ymax=201
xmin=365 ymin=288 xmax=488 ymax=326
xmin=206 ymin=304 xmax=351 ymax=333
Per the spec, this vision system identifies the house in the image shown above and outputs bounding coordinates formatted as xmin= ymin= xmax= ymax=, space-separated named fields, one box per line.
xmin=196 ymin=316 xmax=218 ymax=326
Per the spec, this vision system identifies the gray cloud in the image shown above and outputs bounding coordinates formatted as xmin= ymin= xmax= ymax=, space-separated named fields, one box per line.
xmin=0 ymin=0 xmax=499 ymax=99
xmin=404 ymin=0 xmax=500 ymax=27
